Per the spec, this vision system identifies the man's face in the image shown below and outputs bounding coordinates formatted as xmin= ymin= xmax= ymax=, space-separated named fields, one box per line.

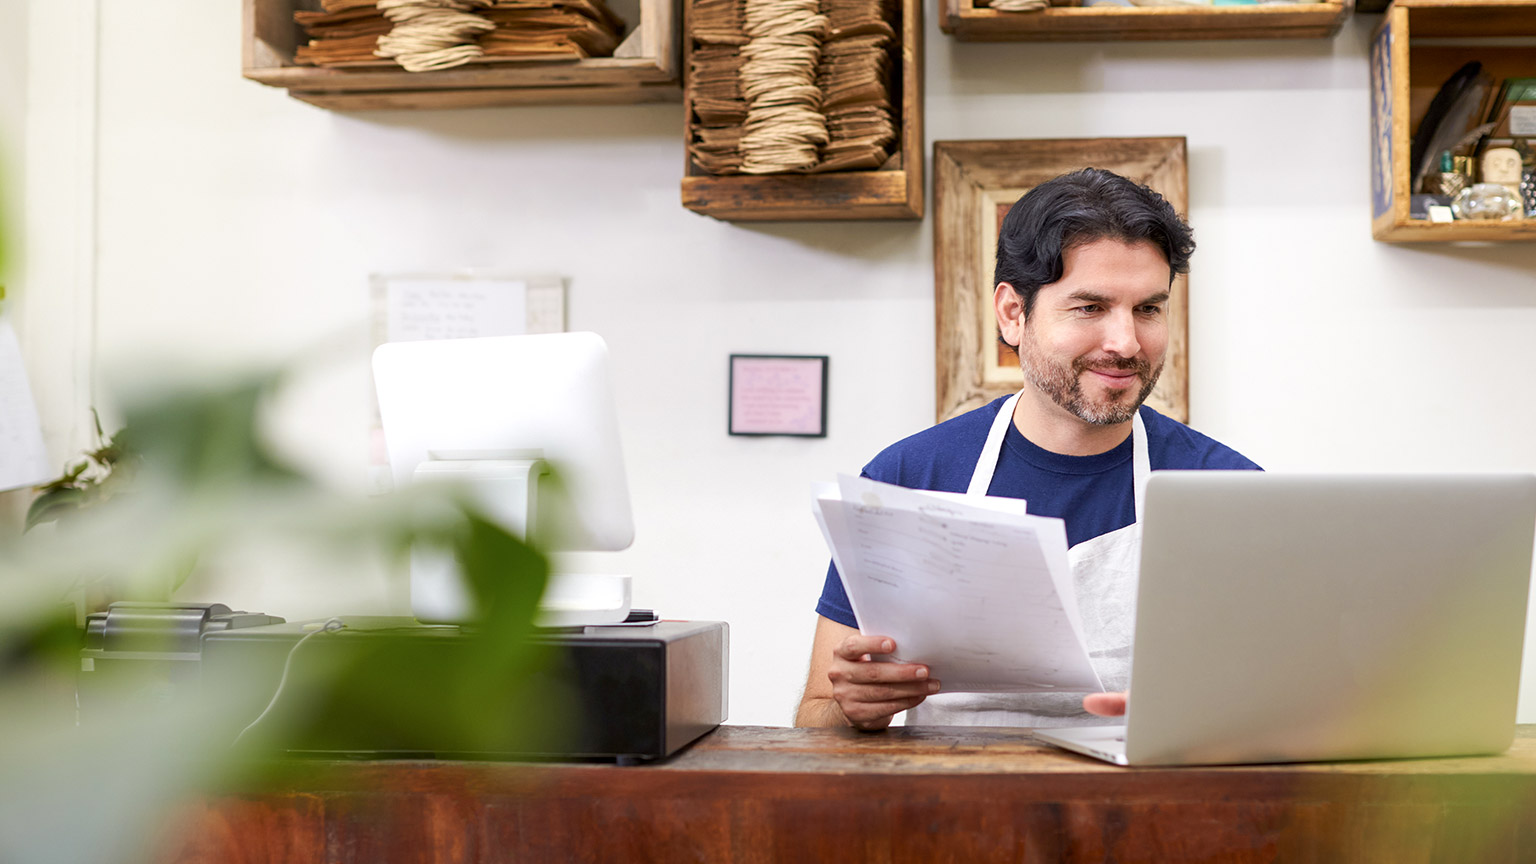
xmin=1004 ymin=238 xmax=1171 ymax=427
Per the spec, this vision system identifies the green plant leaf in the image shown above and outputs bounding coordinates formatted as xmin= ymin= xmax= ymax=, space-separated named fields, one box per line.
xmin=1 ymin=352 xmax=578 ymax=862
xmin=23 ymin=488 xmax=85 ymax=532
xmin=116 ymin=373 xmax=303 ymax=490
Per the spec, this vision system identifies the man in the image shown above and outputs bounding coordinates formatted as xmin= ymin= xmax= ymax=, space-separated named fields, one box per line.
xmin=795 ymin=168 xmax=1259 ymax=730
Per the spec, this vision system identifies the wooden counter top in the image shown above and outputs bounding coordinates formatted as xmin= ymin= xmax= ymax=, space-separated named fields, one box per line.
xmin=168 ymin=725 xmax=1536 ymax=862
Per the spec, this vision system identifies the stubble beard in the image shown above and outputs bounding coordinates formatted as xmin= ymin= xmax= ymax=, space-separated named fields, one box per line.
xmin=1017 ymin=333 xmax=1163 ymax=427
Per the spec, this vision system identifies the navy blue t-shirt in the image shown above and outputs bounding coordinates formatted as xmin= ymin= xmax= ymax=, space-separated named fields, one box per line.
xmin=815 ymin=397 xmax=1261 ymax=628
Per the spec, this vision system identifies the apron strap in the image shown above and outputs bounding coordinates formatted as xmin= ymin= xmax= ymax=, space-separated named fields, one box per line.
xmin=967 ymin=392 xmax=1022 ymax=496
xmin=968 ymin=391 xmax=1150 ymax=523
xmin=1131 ymin=410 xmax=1149 ymax=523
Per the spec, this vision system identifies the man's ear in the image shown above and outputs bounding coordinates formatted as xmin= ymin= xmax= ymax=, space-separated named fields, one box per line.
xmin=994 ymin=282 xmax=1025 ymax=349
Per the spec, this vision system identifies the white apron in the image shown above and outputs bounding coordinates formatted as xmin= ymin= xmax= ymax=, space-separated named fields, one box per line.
xmin=905 ymin=391 xmax=1149 ymax=727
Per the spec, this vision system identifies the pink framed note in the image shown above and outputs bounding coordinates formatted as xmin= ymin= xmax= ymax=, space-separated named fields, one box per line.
xmin=728 ymin=355 xmax=829 ymax=437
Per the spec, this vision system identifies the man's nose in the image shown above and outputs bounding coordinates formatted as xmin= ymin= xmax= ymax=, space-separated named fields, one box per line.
xmin=1100 ymin=310 xmax=1141 ymax=357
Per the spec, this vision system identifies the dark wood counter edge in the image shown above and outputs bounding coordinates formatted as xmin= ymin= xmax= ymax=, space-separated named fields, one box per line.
xmin=165 ymin=725 xmax=1536 ymax=864
xmin=212 ymin=725 xmax=1536 ymax=800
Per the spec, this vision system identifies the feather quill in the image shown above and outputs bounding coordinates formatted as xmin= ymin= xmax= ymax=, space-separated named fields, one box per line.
xmin=1410 ymin=62 xmax=1491 ymax=192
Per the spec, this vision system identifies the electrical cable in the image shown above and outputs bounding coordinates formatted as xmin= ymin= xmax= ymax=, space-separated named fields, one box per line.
xmin=232 ymin=617 xmax=346 ymax=747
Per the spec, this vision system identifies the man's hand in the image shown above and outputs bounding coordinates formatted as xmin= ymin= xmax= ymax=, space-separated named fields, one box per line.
xmin=1083 ymin=691 xmax=1128 ymax=717
xmin=825 ymin=634 xmax=939 ymax=730
xmin=796 ymin=617 xmax=939 ymax=730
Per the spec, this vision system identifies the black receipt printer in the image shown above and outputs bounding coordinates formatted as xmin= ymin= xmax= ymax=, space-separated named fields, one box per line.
xmin=199 ymin=617 xmax=729 ymax=763
xmin=79 ymin=602 xmax=285 ymax=720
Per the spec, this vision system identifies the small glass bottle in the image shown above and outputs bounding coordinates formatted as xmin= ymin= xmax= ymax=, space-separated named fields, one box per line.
xmin=1451 ymin=183 xmax=1523 ymax=221
xmin=1424 ymin=151 xmax=1469 ymax=197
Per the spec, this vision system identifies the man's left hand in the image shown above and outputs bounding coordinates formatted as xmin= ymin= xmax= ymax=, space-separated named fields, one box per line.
xmin=1083 ymin=691 xmax=1127 ymax=717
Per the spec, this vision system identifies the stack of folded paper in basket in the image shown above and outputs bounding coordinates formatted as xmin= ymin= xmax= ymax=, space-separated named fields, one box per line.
xmin=294 ymin=0 xmax=625 ymax=72
xmin=688 ymin=0 xmax=750 ymax=173
xmin=481 ymin=1 xmax=624 ymax=58
xmin=687 ymin=0 xmax=899 ymax=176
xmin=991 ymin=0 xmax=1324 ymax=7
xmin=293 ymin=0 xmax=391 ymax=65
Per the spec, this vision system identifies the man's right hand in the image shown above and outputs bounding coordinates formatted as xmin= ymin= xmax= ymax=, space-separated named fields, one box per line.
xmin=827 ymin=634 xmax=940 ymax=729
xmin=796 ymin=617 xmax=939 ymax=730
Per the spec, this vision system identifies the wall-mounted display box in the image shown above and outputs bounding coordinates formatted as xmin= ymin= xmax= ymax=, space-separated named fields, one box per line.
xmin=1370 ymin=0 xmax=1536 ymax=242
xmin=242 ymin=0 xmax=679 ymax=109
xmin=939 ymin=0 xmax=1352 ymax=42
xmin=679 ymin=0 xmax=923 ymax=221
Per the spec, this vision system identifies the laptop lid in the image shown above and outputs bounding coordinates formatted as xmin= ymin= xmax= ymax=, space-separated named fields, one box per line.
xmin=1122 ymin=472 xmax=1536 ymax=767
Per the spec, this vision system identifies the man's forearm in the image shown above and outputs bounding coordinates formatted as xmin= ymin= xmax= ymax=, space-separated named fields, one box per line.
xmin=794 ymin=695 xmax=849 ymax=728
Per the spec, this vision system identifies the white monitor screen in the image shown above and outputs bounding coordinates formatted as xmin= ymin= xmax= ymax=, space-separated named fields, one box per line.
xmin=372 ymin=332 xmax=635 ymax=554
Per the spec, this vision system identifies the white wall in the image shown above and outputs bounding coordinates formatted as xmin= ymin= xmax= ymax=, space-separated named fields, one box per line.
xmin=0 ymin=0 xmax=23 ymax=255
xmin=14 ymin=1 xmax=1536 ymax=726
xmin=0 ymin=0 xmax=28 ymax=535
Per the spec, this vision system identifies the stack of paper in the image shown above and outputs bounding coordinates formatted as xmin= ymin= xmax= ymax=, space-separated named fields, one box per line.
xmin=814 ymin=475 xmax=1103 ymax=694
xmin=685 ymin=0 xmax=901 ymax=176
xmin=480 ymin=1 xmax=626 ymax=60
xmin=687 ymin=0 xmax=751 ymax=174
xmin=736 ymin=0 xmax=831 ymax=174
xmin=0 ymin=318 xmax=51 ymax=493
xmin=810 ymin=0 xmax=898 ymax=173
xmin=294 ymin=1 xmax=392 ymax=66
xmin=294 ymin=0 xmax=626 ymax=68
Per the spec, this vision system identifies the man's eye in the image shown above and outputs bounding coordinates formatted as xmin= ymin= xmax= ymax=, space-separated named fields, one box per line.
xmin=1077 ymin=305 xmax=1100 ymax=314
xmin=1139 ymin=305 xmax=1164 ymax=316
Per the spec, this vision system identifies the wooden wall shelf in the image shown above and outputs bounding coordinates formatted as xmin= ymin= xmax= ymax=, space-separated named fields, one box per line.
xmin=940 ymin=0 xmax=1353 ymax=42
xmin=679 ymin=0 xmax=924 ymax=221
xmin=242 ymin=0 xmax=680 ymax=110
xmin=1370 ymin=0 xmax=1536 ymax=242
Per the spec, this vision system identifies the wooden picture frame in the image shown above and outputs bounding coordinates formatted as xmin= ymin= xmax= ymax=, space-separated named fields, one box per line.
xmin=932 ymin=137 xmax=1190 ymax=424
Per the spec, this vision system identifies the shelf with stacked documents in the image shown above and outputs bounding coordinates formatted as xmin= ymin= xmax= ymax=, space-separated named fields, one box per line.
xmin=1369 ymin=0 xmax=1536 ymax=241
xmin=243 ymin=0 xmax=679 ymax=109
xmin=940 ymin=0 xmax=1352 ymax=42
xmin=679 ymin=0 xmax=923 ymax=221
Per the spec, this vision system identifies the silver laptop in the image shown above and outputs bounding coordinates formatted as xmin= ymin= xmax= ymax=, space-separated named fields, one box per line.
xmin=1034 ymin=472 xmax=1536 ymax=767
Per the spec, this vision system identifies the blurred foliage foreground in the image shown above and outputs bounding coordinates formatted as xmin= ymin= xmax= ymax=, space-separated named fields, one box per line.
xmin=0 ymin=366 xmax=553 ymax=864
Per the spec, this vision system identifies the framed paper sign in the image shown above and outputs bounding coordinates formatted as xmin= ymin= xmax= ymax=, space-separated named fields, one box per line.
xmin=729 ymin=354 xmax=829 ymax=437
xmin=932 ymin=137 xmax=1190 ymax=425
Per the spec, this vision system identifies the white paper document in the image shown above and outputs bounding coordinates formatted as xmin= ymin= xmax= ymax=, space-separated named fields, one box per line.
xmin=381 ymin=276 xmax=530 ymax=342
xmin=814 ymin=475 xmax=1103 ymax=694
xmin=0 ymin=317 xmax=51 ymax=492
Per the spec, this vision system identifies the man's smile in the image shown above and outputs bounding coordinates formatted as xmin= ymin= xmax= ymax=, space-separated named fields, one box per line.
xmin=1078 ymin=356 xmax=1152 ymax=394
xmin=1086 ymin=367 xmax=1140 ymax=388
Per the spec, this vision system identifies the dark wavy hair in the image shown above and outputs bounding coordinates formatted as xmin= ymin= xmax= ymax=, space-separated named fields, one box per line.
xmin=994 ymin=168 xmax=1194 ymax=327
